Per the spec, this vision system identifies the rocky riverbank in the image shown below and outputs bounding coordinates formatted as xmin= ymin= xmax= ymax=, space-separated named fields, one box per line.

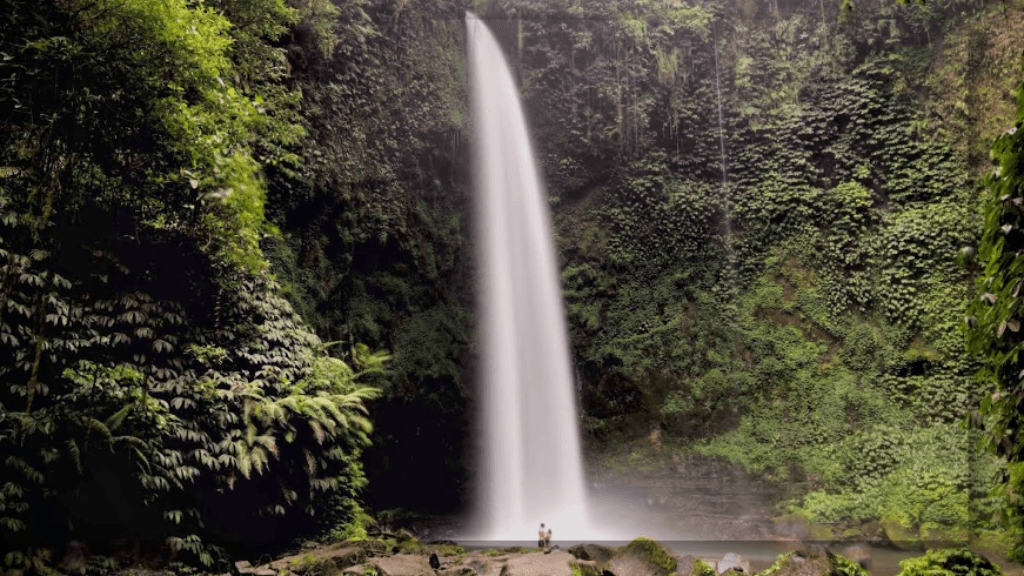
xmin=228 ymin=534 xmax=1019 ymax=576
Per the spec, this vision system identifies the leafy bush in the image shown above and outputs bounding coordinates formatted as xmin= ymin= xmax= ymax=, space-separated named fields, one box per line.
xmin=897 ymin=549 xmax=1003 ymax=576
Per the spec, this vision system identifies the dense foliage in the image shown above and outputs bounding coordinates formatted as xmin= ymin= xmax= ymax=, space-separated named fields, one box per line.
xmin=965 ymin=38 xmax=1024 ymax=560
xmin=897 ymin=548 xmax=1004 ymax=576
xmin=2 ymin=0 xmax=1024 ymax=569
xmin=471 ymin=0 xmax=1024 ymax=552
xmin=0 ymin=0 xmax=386 ymax=568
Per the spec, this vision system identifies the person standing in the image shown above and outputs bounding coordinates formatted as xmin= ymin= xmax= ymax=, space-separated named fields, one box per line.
xmin=545 ymin=528 xmax=552 ymax=549
xmin=537 ymin=523 xmax=546 ymax=548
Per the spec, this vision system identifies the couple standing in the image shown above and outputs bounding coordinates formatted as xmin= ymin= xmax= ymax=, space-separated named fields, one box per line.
xmin=537 ymin=523 xmax=552 ymax=548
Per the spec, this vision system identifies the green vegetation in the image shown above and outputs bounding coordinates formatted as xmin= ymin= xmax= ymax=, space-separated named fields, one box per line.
xmin=2 ymin=0 xmax=1024 ymax=570
xmin=964 ymin=15 xmax=1024 ymax=561
xmin=622 ymin=536 xmax=678 ymax=575
xmin=691 ymin=559 xmax=717 ymax=576
xmin=494 ymin=0 xmax=1024 ymax=555
xmin=897 ymin=549 xmax=1004 ymax=576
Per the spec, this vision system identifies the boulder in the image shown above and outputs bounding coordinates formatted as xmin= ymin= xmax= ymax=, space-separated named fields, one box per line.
xmin=675 ymin=555 xmax=696 ymax=576
xmin=569 ymin=544 xmax=617 ymax=565
xmin=840 ymin=544 xmax=871 ymax=570
xmin=756 ymin=548 xmax=867 ymax=576
xmin=234 ymin=561 xmax=256 ymax=576
xmin=269 ymin=544 xmax=367 ymax=574
xmin=570 ymin=560 xmax=602 ymax=576
xmin=717 ymin=553 xmax=750 ymax=574
xmin=430 ymin=553 xmax=441 ymax=570
xmin=880 ymin=516 xmax=922 ymax=551
xmin=370 ymin=554 xmax=436 ymax=576
xmin=808 ymin=524 xmax=835 ymax=542
xmin=437 ymin=567 xmax=478 ymax=576
xmin=971 ymin=530 xmax=1018 ymax=560
xmin=606 ymin=537 xmax=677 ymax=576
xmin=773 ymin=513 xmax=812 ymax=540
xmin=920 ymin=523 xmax=970 ymax=546
xmin=503 ymin=550 xmax=576 ymax=576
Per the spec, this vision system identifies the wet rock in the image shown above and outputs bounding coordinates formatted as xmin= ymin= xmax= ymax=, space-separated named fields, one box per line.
xmin=234 ymin=560 xmax=255 ymax=576
xmin=254 ymin=569 xmax=276 ymax=576
xmin=430 ymin=552 xmax=441 ymax=569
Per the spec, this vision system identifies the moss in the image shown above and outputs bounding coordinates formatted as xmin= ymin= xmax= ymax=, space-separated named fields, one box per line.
xmin=623 ymin=537 xmax=678 ymax=574
xmin=920 ymin=523 xmax=970 ymax=544
xmin=897 ymin=548 xmax=1004 ymax=576
xmin=841 ymin=528 xmax=863 ymax=539
xmin=881 ymin=516 xmax=923 ymax=551
xmin=832 ymin=555 xmax=869 ymax=576
xmin=435 ymin=544 xmax=466 ymax=556
xmin=809 ymin=523 xmax=835 ymax=541
xmin=757 ymin=552 xmax=793 ymax=576
xmin=970 ymin=530 xmax=1020 ymax=560
xmin=691 ymin=559 xmax=717 ymax=576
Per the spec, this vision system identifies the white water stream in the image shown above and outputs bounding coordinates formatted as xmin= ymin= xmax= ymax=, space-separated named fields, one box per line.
xmin=465 ymin=12 xmax=594 ymax=541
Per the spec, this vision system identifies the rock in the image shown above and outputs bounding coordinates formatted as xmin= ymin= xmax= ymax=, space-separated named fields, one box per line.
xmin=841 ymin=544 xmax=871 ymax=570
xmin=269 ymin=544 xmax=366 ymax=573
xmin=570 ymin=560 xmax=602 ymax=576
xmin=860 ymin=521 xmax=879 ymax=538
xmin=569 ymin=544 xmax=616 ymax=565
xmin=503 ymin=550 xmax=576 ymax=576
xmin=371 ymin=554 xmax=436 ymax=576
xmin=757 ymin=547 xmax=867 ymax=576
xmin=880 ymin=516 xmax=922 ymax=551
xmin=254 ymin=569 xmax=276 ymax=576
xmin=773 ymin=513 xmax=811 ymax=540
xmin=437 ymin=567 xmax=477 ymax=576
xmin=675 ymin=555 xmax=696 ymax=576
xmin=920 ymin=523 xmax=970 ymax=546
xmin=430 ymin=552 xmax=441 ymax=570
xmin=302 ymin=541 xmax=321 ymax=550
xmin=717 ymin=553 xmax=750 ymax=575
xmin=971 ymin=529 xmax=1018 ymax=560
xmin=808 ymin=524 xmax=835 ymax=542
xmin=398 ymin=529 xmax=418 ymax=542
xmin=234 ymin=560 xmax=255 ymax=576
xmin=606 ymin=537 xmax=677 ymax=576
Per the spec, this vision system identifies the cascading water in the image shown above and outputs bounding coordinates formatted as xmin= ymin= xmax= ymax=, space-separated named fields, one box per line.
xmin=465 ymin=12 xmax=592 ymax=541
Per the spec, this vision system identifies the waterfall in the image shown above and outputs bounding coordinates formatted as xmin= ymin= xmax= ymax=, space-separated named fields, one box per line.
xmin=465 ymin=12 xmax=592 ymax=541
